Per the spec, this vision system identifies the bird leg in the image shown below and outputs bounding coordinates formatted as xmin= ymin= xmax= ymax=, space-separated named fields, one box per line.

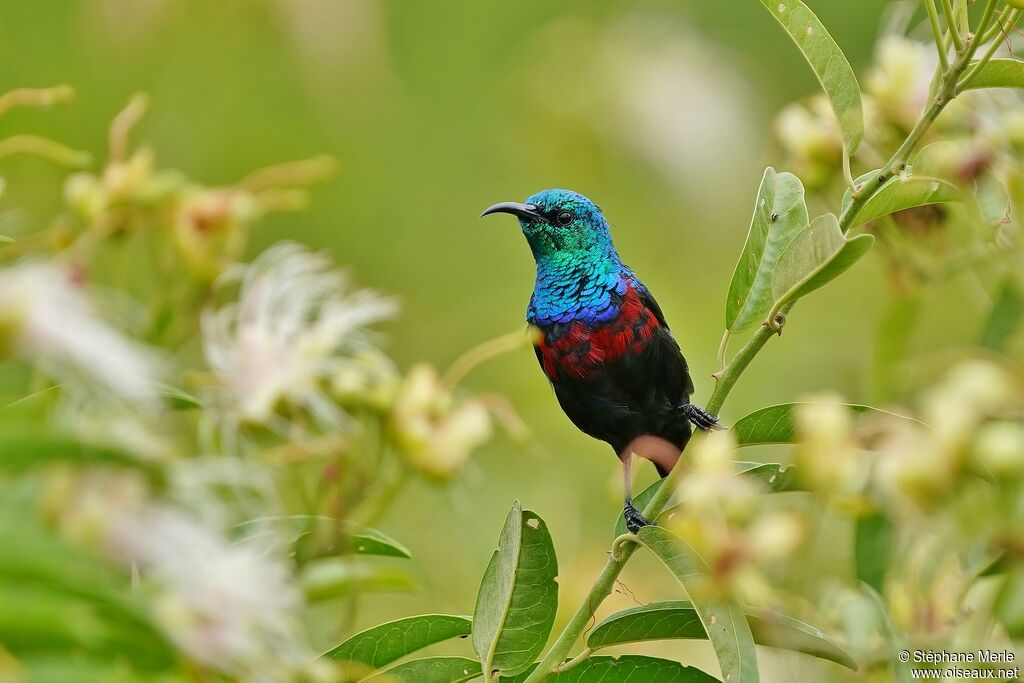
xmin=621 ymin=451 xmax=649 ymax=533
xmin=682 ymin=403 xmax=722 ymax=431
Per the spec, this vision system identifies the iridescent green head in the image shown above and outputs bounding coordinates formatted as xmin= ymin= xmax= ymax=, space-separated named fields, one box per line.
xmin=482 ymin=189 xmax=628 ymax=325
xmin=481 ymin=189 xmax=619 ymax=265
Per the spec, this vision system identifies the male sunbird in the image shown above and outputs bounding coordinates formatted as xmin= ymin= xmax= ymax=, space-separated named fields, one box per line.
xmin=482 ymin=189 xmax=719 ymax=532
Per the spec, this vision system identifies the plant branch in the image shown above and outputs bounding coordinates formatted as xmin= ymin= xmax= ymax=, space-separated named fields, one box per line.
xmin=961 ymin=8 xmax=1021 ymax=92
xmin=522 ymin=23 xmax=984 ymax=683
xmin=924 ymin=0 xmax=950 ymax=71
xmin=980 ymin=7 xmax=1020 ymax=46
xmin=940 ymin=0 xmax=965 ymax=51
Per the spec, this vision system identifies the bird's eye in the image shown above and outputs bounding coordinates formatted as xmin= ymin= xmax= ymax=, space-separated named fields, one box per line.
xmin=556 ymin=211 xmax=573 ymax=226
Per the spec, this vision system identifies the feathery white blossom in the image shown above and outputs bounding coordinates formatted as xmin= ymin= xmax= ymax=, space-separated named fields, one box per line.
xmin=202 ymin=242 xmax=397 ymax=433
xmin=0 ymin=262 xmax=162 ymax=399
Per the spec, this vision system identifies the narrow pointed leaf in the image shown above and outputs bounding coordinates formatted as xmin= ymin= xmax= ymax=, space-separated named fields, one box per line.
xmin=0 ymin=435 xmax=164 ymax=490
xmin=733 ymin=461 xmax=800 ymax=492
xmin=759 ymin=0 xmax=864 ymax=156
xmin=587 ymin=600 xmax=857 ymax=670
xmin=637 ymin=527 xmax=759 ymax=683
xmin=158 ymin=385 xmax=202 ymax=410
xmin=855 ymin=512 xmax=892 ymax=593
xmin=995 ymin=569 xmax=1024 ymax=638
xmin=961 ymin=58 xmax=1024 ymax=90
xmin=981 ymin=277 xmax=1024 ymax=351
xmin=322 ymin=614 xmax=471 ymax=666
xmin=363 ymin=656 xmax=481 ymax=683
xmin=472 ymin=501 xmax=558 ymax=678
xmin=502 ymin=655 xmax=720 ymax=682
xmin=18 ymin=657 xmax=159 ymax=683
xmin=349 ymin=528 xmax=412 ymax=559
xmin=300 ymin=559 xmax=416 ymax=601
xmin=843 ymin=176 xmax=961 ymax=228
xmin=872 ymin=294 xmax=924 ymax=400
xmin=771 ymin=213 xmax=874 ymax=311
xmin=732 ymin=402 xmax=922 ymax=447
xmin=726 ymin=167 xmax=808 ymax=332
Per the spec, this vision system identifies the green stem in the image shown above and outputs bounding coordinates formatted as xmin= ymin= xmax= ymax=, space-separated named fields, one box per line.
xmin=960 ymin=8 xmax=1020 ymax=92
xmin=940 ymin=0 xmax=964 ymax=51
xmin=980 ymin=7 xmax=1019 ymax=46
xmin=924 ymin=0 xmax=950 ymax=71
xmin=523 ymin=24 xmax=983 ymax=683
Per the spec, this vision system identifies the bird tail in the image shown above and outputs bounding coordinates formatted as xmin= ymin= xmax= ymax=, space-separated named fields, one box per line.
xmin=655 ymin=460 xmax=673 ymax=478
xmin=653 ymin=427 xmax=693 ymax=477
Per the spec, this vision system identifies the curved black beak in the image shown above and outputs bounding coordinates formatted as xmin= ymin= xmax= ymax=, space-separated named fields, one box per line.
xmin=480 ymin=201 xmax=541 ymax=220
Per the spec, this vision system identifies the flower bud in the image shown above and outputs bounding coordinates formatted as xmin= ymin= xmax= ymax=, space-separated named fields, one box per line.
xmin=173 ymin=188 xmax=259 ymax=279
xmin=794 ymin=395 xmax=858 ymax=495
xmin=748 ymin=512 xmax=806 ymax=562
xmin=391 ymin=364 xmax=493 ymax=481
xmin=972 ymin=420 xmax=1024 ymax=477
xmin=865 ymin=36 xmax=934 ymax=130
xmin=64 ymin=172 xmax=109 ymax=221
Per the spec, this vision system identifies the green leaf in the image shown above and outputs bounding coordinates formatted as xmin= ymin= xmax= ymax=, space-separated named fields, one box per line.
xmin=300 ymin=559 xmax=417 ymax=601
xmin=361 ymin=656 xmax=481 ymax=683
xmin=637 ymin=527 xmax=759 ymax=683
xmin=732 ymin=402 xmax=920 ymax=448
xmin=587 ymin=600 xmax=857 ymax=670
xmin=322 ymin=614 xmax=471 ymax=666
xmin=18 ymin=657 xmax=172 ymax=683
xmin=854 ymin=512 xmax=892 ymax=593
xmin=350 ymin=527 xmax=412 ymax=559
xmin=872 ymin=293 xmax=923 ymax=401
xmin=472 ymin=500 xmax=559 ymax=678
xmin=233 ymin=517 xmax=411 ymax=559
xmin=502 ymin=655 xmax=720 ymax=682
xmin=981 ymin=277 xmax=1023 ymax=351
xmin=977 ymin=172 xmax=1011 ymax=227
xmin=759 ymin=0 xmax=864 ymax=156
xmin=0 ymin=434 xmax=156 ymax=473
xmin=0 ymin=524 xmax=174 ymax=667
xmin=733 ymin=461 xmax=800 ymax=492
xmin=842 ymin=175 xmax=961 ymax=228
xmin=726 ymin=167 xmax=808 ymax=333
xmin=771 ymin=213 xmax=874 ymax=313
xmin=961 ymin=58 xmax=1024 ymax=90
xmin=995 ymin=569 xmax=1024 ymax=639
xmin=157 ymin=384 xmax=202 ymax=410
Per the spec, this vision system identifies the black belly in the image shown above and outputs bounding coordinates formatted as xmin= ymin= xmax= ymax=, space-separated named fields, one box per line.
xmin=542 ymin=327 xmax=695 ymax=455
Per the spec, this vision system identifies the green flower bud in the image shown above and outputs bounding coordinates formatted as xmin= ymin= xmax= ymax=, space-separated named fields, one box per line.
xmin=972 ymin=421 xmax=1024 ymax=477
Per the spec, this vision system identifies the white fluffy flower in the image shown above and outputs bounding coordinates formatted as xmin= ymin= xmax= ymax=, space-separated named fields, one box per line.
xmin=106 ymin=502 xmax=309 ymax=681
xmin=202 ymin=242 xmax=397 ymax=434
xmin=0 ymin=262 xmax=162 ymax=399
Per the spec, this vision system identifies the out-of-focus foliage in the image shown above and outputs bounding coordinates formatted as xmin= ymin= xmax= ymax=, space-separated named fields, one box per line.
xmin=0 ymin=89 xmax=517 ymax=683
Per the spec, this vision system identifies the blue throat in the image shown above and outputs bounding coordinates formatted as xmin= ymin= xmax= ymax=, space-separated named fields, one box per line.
xmin=510 ymin=188 xmax=634 ymax=326
xmin=527 ymin=246 xmax=629 ymax=326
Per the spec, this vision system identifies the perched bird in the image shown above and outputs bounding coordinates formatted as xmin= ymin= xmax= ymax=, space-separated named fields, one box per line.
xmin=482 ymin=189 xmax=718 ymax=532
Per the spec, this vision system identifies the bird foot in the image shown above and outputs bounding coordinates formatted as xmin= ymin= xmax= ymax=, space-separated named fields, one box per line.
xmin=683 ymin=403 xmax=722 ymax=431
xmin=624 ymin=500 xmax=650 ymax=534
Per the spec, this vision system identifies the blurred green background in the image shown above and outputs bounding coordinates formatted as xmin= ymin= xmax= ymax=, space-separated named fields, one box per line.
xmin=1 ymin=0 xmax=927 ymax=675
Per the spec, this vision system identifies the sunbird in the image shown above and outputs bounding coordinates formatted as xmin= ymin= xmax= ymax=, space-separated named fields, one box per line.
xmin=482 ymin=189 xmax=719 ymax=532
